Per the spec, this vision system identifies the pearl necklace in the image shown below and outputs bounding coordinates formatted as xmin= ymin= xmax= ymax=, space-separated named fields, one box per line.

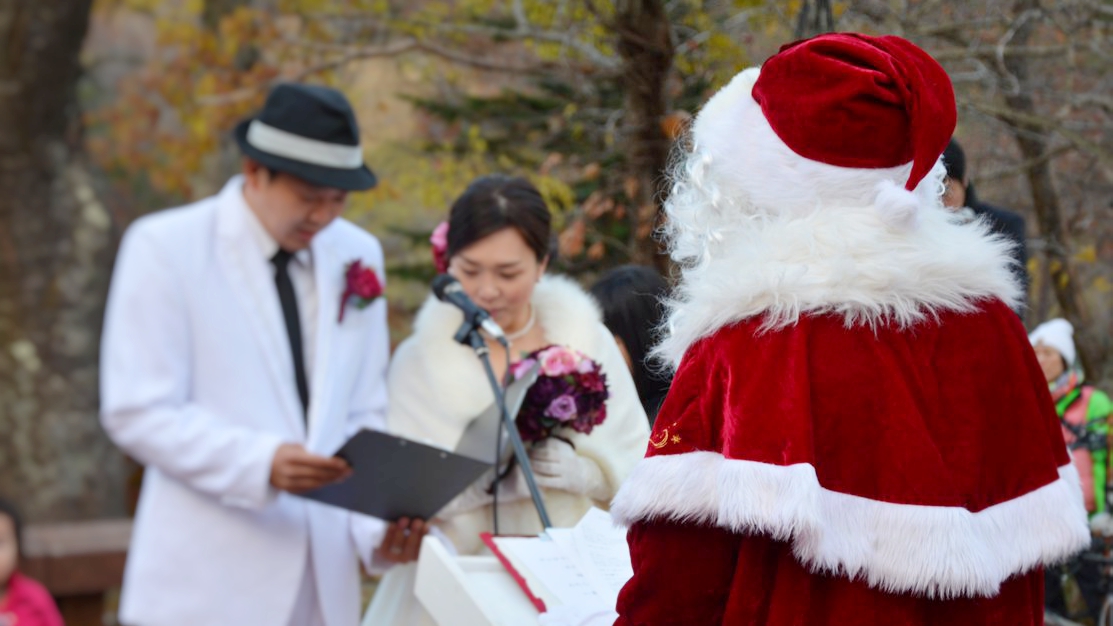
xmin=503 ymin=306 xmax=537 ymax=344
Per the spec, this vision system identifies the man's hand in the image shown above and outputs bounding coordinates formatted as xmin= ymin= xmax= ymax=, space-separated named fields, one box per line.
xmin=269 ymin=443 xmax=352 ymax=494
xmin=375 ymin=518 xmax=427 ymax=564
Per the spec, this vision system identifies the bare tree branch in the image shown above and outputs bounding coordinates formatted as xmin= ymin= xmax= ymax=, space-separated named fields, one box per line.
xmin=194 ymin=37 xmax=562 ymax=107
xmin=960 ymin=97 xmax=1113 ymax=181
xmin=994 ymin=8 xmax=1042 ymax=95
xmin=972 ymin=143 xmax=1073 ymax=183
xmin=931 ymin=43 xmax=1092 ymax=62
xmin=430 ymin=22 xmax=621 ymax=71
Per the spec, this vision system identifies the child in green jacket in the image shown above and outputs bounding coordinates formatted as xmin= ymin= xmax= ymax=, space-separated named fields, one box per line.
xmin=1032 ymin=318 xmax=1113 ymax=621
xmin=1031 ymin=318 xmax=1113 ymax=514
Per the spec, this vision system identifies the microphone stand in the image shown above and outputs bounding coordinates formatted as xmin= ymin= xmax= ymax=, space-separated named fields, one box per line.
xmin=453 ymin=314 xmax=553 ymax=530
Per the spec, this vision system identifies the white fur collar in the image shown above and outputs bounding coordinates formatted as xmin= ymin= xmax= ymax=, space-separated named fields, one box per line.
xmin=656 ymin=206 xmax=1021 ymax=367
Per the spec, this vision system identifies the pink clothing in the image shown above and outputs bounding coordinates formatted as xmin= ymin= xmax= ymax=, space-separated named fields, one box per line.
xmin=1062 ymin=386 xmax=1098 ymax=511
xmin=0 ymin=572 xmax=64 ymax=626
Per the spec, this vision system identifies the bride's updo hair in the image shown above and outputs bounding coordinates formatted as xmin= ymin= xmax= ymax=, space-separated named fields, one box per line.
xmin=447 ymin=175 xmax=551 ymax=262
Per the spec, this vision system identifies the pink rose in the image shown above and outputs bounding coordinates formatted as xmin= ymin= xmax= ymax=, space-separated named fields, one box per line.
xmin=430 ymin=221 xmax=449 ymax=273
xmin=575 ymin=358 xmax=595 ymax=374
xmin=539 ymin=347 xmax=579 ymax=377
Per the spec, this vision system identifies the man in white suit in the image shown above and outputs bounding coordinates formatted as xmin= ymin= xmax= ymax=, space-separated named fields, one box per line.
xmin=100 ymin=84 xmax=424 ymax=626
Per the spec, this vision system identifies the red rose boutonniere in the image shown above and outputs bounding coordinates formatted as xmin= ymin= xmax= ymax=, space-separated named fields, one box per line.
xmin=338 ymin=260 xmax=383 ymax=323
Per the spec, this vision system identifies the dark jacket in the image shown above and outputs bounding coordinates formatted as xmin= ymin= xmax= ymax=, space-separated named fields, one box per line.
xmin=968 ymin=185 xmax=1029 ymax=312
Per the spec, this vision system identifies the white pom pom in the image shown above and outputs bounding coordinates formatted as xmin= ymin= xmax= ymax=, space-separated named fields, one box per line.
xmin=874 ymin=179 xmax=920 ymax=229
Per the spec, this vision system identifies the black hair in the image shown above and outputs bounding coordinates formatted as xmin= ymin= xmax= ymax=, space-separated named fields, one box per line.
xmin=447 ymin=175 xmax=551 ymax=262
xmin=589 ymin=265 xmax=673 ymax=425
xmin=942 ymin=138 xmax=966 ymax=183
xmin=0 ymin=497 xmax=23 ymax=561
xmin=942 ymin=138 xmax=984 ymax=206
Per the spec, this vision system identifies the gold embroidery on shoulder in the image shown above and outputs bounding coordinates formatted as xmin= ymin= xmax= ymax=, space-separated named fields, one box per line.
xmin=650 ymin=428 xmax=670 ymax=449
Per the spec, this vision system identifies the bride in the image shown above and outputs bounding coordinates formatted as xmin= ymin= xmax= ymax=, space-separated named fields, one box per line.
xmin=362 ymin=175 xmax=650 ymax=625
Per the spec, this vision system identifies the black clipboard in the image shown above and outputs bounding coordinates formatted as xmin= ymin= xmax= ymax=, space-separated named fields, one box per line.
xmin=302 ymin=363 xmax=540 ymax=521
xmin=301 ymin=430 xmax=489 ymax=521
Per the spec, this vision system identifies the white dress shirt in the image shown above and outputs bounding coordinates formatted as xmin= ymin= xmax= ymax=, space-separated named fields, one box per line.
xmin=239 ymin=191 xmax=319 ymax=393
xmin=240 ymin=190 xmax=327 ymax=624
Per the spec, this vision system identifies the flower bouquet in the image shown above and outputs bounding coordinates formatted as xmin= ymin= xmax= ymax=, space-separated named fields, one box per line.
xmin=509 ymin=345 xmax=609 ymax=443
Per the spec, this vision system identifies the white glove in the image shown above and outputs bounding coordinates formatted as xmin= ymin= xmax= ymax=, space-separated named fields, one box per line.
xmin=528 ymin=439 xmax=609 ymax=501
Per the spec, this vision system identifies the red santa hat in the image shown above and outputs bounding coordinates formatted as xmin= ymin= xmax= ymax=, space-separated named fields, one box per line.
xmin=685 ymin=33 xmax=956 ymax=229
xmin=752 ymin=34 xmax=956 ymax=193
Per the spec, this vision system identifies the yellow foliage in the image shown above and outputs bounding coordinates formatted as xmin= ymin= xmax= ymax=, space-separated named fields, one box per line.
xmin=465 ymin=124 xmax=489 ymax=154
xmin=89 ymin=0 xmax=779 ymax=281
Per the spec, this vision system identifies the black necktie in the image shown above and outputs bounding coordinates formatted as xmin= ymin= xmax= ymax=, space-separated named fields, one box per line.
xmin=271 ymin=250 xmax=310 ymax=417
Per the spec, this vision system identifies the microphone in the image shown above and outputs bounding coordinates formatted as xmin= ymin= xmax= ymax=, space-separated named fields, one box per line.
xmin=431 ymin=274 xmax=508 ymax=343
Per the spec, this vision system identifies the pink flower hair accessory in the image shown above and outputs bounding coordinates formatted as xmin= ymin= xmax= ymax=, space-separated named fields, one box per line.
xmin=430 ymin=221 xmax=449 ymax=274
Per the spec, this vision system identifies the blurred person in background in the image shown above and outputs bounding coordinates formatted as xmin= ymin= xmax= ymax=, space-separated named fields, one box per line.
xmin=0 ymin=498 xmax=63 ymax=626
xmin=943 ymin=138 xmax=1030 ymax=312
xmin=590 ymin=265 xmax=673 ymax=425
xmin=1031 ymin=318 xmax=1113 ymax=621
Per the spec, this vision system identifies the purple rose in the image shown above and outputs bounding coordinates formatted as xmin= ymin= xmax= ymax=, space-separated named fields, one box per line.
xmin=545 ymin=395 xmax=579 ymax=422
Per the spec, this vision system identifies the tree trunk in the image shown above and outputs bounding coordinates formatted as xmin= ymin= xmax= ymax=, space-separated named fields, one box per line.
xmin=613 ymin=0 xmax=674 ymax=272
xmin=1001 ymin=0 xmax=1103 ymax=379
xmin=795 ymin=0 xmax=836 ymax=39
xmin=0 ymin=1 xmax=126 ymax=522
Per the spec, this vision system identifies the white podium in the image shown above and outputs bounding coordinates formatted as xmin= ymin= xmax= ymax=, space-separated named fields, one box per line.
xmin=414 ymin=535 xmax=542 ymax=626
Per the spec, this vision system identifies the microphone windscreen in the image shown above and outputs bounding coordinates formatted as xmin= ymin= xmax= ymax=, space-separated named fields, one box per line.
xmin=432 ymin=274 xmax=457 ymax=301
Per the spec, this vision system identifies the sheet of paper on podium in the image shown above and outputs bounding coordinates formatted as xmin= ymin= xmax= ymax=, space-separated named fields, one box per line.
xmin=481 ymin=507 xmax=632 ymax=615
xmin=546 ymin=508 xmax=633 ymax=602
xmin=300 ymin=365 xmax=539 ymax=521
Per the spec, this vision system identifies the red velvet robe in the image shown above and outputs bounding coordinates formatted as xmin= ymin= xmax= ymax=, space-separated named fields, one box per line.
xmin=612 ymin=299 xmax=1088 ymax=625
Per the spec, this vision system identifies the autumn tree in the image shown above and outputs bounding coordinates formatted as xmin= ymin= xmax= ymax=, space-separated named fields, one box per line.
xmin=86 ymin=0 xmax=1110 ymax=382
xmin=0 ymin=0 xmax=127 ymax=521
xmin=86 ymin=0 xmax=764 ymax=278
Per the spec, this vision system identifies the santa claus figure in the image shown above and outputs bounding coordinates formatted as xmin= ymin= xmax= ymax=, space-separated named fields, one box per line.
xmin=612 ymin=33 xmax=1089 ymax=625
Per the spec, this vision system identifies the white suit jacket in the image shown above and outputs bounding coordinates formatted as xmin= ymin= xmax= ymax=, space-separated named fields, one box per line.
xmin=100 ymin=177 xmax=389 ymax=626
